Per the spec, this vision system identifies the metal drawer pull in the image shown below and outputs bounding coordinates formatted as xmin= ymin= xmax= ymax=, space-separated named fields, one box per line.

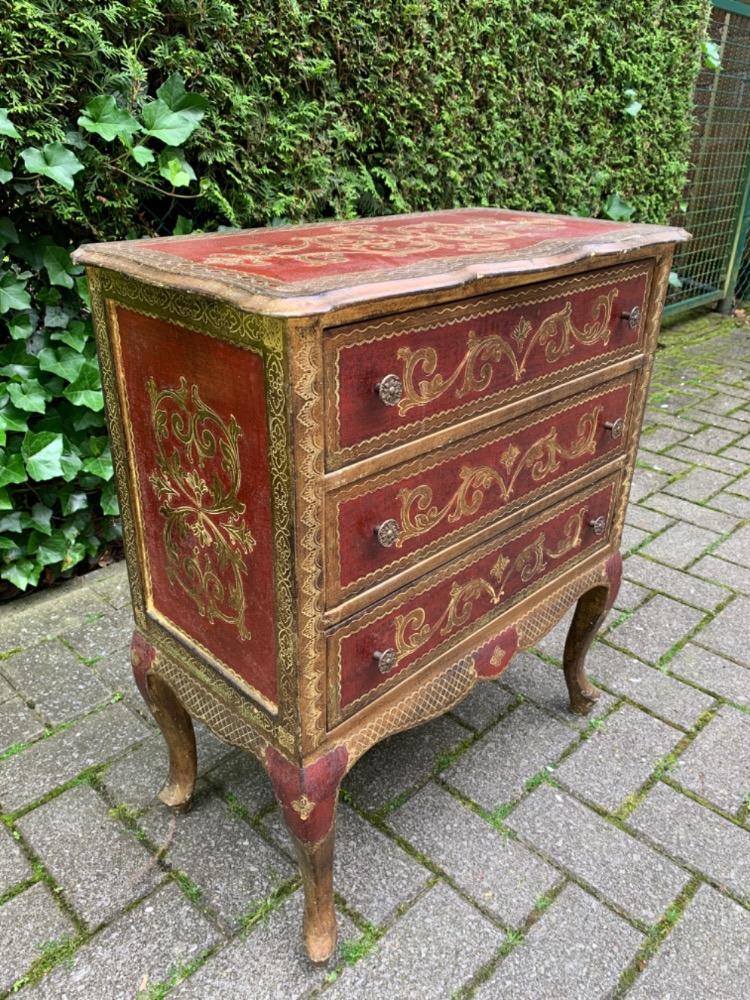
xmin=589 ymin=516 xmax=607 ymax=536
xmin=374 ymin=519 xmax=400 ymax=548
xmin=375 ymin=374 xmax=404 ymax=406
xmin=374 ymin=649 xmax=398 ymax=673
xmin=621 ymin=306 xmax=641 ymax=329
xmin=604 ymin=418 xmax=625 ymax=439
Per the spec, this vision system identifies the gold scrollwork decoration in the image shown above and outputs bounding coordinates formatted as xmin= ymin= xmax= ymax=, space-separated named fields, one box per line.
xmin=396 ymin=406 xmax=603 ymax=545
xmin=392 ymin=508 xmax=587 ymax=664
xmin=396 ymin=289 xmax=618 ymax=415
xmin=147 ymin=375 xmax=256 ymax=639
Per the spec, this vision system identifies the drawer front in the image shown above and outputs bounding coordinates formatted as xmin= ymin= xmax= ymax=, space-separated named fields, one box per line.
xmin=325 ymin=261 xmax=652 ymax=469
xmin=326 ymin=376 xmax=635 ymax=606
xmin=329 ymin=476 xmax=618 ymax=722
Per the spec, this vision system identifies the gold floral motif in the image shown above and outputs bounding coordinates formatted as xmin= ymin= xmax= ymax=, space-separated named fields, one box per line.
xmin=392 ymin=509 xmax=586 ymax=664
xmin=396 ymin=289 xmax=617 ymax=415
xmin=291 ymin=795 xmax=316 ymax=820
xmin=397 ymin=407 xmax=602 ymax=545
xmin=147 ymin=376 xmax=256 ymax=639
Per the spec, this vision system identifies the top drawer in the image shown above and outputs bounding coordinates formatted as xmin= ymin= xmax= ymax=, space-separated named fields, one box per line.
xmin=324 ymin=260 xmax=652 ymax=469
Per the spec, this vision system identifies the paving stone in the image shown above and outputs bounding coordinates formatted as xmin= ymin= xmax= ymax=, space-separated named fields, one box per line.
xmin=92 ymin=642 xmax=135 ymax=696
xmin=692 ymin=390 xmax=748 ymax=414
xmin=629 ymin=782 xmax=750 ymax=898
xmin=389 ymin=782 xmax=560 ymax=926
xmin=639 ymin=521 xmax=720 ymax=569
xmin=444 ymin=703 xmax=577 ymax=809
xmin=667 ymin=444 xmax=747 ymax=476
xmin=636 ymin=451 xmax=690 ymax=476
xmin=628 ymin=467 xmax=670 ymax=503
xmin=623 ymin=554 xmax=728 ymax=611
xmin=555 ymin=704 xmax=679 ymax=811
xmin=640 ymin=425 xmax=689 ymax=451
xmin=643 ymin=412 xmax=702 ymax=434
xmin=141 ymin=787 xmax=294 ymax=927
xmin=0 ymin=698 xmax=45 ymax=753
xmin=265 ymin=802 xmax=429 ymax=925
xmin=695 ymin=597 xmax=750 ymax=665
xmin=0 ymin=883 xmax=75 ymax=993
xmin=1 ymin=641 xmax=110 ymax=725
xmin=475 ymin=883 xmax=642 ymax=1000
xmin=204 ymin=749 xmax=275 ymax=815
xmin=0 ymin=703 xmax=149 ymax=813
xmin=0 ymin=671 xmax=16 ymax=705
xmin=690 ymin=410 xmax=750 ymax=434
xmin=587 ymin=644 xmax=714 ymax=729
xmin=612 ymin=578 xmax=651 ymax=612
xmin=671 ymin=705 xmax=750 ymax=814
xmin=707 ymin=490 xmax=750 ymax=519
xmin=17 ymin=784 xmax=160 ymax=928
xmin=498 ymin=651 xmax=616 ymax=731
xmin=667 ymin=643 xmax=750 ymax=707
xmin=624 ymin=504 xmax=673 ymax=533
xmin=628 ymin=884 xmax=750 ymax=1000
xmin=507 ymin=785 xmax=689 ymax=923
xmin=711 ymin=523 xmax=750 ymax=568
xmin=61 ymin=606 xmax=135 ymax=661
xmin=324 ymin=881 xmax=503 ymax=1000
xmin=172 ymin=890 xmax=355 ymax=999
xmin=664 ymin=466 xmax=733 ymax=502
xmin=722 ymin=444 xmax=750 ymax=464
xmin=0 ymin=586 xmax=111 ymax=654
xmin=640 ymin=492 xmax=738 ymax=533
xmin=683 ymin=426 xmax=740 ymax=453
xmin=450 ymin=681 xmax=515 ymax=731
xmin=86 ymin=562 xmax=132 ymax=610
xmin=691 ymin=553 xmax=750 ymax=594
xmin=25 ymin=882 xmax=218 ymax=1000
xmin=0 ymin=823 xmax=31 ymax=893
xmin=621 ymin=523 xmax=650 ymax=553
xmin=343 ymin=715 xmax=468 ymax=811
xmin=606 ymin=594 xmax=704 ymax=663
xmin=533 ymin=606 xmax=574 ymax=661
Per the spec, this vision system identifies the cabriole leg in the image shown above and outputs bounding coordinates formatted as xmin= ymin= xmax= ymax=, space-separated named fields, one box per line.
xmin=131 ymin=631 xmax=197 ymax=811
xmin=265 ymin=745 xmax=348 ymax=964
xmin=563 ymin=551 xmax=622 ymax=715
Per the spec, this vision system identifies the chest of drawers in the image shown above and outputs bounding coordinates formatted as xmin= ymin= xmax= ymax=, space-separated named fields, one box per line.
xmin=75 ymin=208 xmax=687 ymax=962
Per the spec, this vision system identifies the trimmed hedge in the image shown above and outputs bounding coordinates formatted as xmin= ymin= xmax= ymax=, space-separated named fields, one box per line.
xmin=0 ymin=0 xmax=710 ymax=592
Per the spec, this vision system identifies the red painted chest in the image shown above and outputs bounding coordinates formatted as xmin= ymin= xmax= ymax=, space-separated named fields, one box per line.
xmin=75 ymin=207 xmax=687 ymax=962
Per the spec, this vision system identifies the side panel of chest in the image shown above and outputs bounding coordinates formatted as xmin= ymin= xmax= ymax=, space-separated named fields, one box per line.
xmin=109 ymin=306 xmax=280 ymax=710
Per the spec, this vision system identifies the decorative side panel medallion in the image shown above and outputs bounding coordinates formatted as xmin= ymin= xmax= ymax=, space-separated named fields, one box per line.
xmin=146 ymin=376 xmax=257 ymax=640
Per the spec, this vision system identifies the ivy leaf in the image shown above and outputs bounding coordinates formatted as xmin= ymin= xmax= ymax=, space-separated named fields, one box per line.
xmin=60 ymin=445 xmax=84 ymax=482
xmin=1 ymin=559 xmax=42 ymax=591
xmin=29 ymin=501 xmax=54 ymax=536
xmin=20 ymin=143 xmax=84 ymax=191
xmin=0 ymin=404 xmax=29 ymax=434
xmin=701 ymin=39 xmax=721 ymax=71
xmin=22 ymin=430 xmax=64 ymax=480
xmin=43 ymin=246 xmax=75 ymax=288
xmin=7 ymin=311 xmax=35 ymax=340
xmin=0 ymin=486 xmax=12 ymax=510
xmin=0 ymin=154 xmax=12 ymax=184
xmin=0 ymin=450 xmax=26 ymax=487
xmin=141 ymin=100 xmax=200 ymax=146
xmin=603 ymin=191 xmax=635 ymax=222
xmin=0 ymin=217 xmax=18 ymax=245
xmin=7 ymin=379 xmax=49 ymax=413
xmin=623 ymin=98 xmax=642 ymax=118
xmin=83 ymin=444 xmax=114 ymax=480
xmin=0 ymin=108 xmax=20 ymax=139
xmin=61 ymin=490 xmax=87 ymax=515
xmin=38 ymin=346 xmax=87 ymax=383
xmin=0 ymin=271 xmax=31 ymax=313
xmin=62 ymin=360 xmax=104 ymax=411
xmin=51 ymin=319 xmax=89 ymax=353
xmin=157 ymin=148 xmax=196 ymax=188
xmin=78 ymin=95 xmax=141 ymax=142
xmin=173 ymin=215 xmax=194 ymax=236
xmin=131 ymin=145 xmax=155 ymax=166
xmin=156 ymin=73 xmax=208 ymax=122
xmin=100 ymin=479 xmax=120 ymax=516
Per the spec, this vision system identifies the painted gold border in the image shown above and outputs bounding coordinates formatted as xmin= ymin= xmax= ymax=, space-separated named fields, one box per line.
xmin=324 ymin=260 xmax=654 ymax=469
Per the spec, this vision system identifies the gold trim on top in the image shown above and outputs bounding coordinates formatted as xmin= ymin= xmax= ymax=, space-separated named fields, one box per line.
xmin=91 ymin=268 xmax=298 ymax=752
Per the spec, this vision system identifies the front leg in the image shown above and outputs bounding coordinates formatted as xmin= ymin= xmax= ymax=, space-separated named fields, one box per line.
xmin=563 ymin=552 xmax=622 ymax=715
xmin=265 ymin=746 xmax=348 ymax=963
xmin=131 ymin=632 xmax=197 ymax=811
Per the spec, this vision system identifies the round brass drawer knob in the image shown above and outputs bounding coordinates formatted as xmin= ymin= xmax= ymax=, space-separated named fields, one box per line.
xmin=604 ymin=418 xmax=625 ymax=439
xmin=375 ymin=374 xmax=404 ymax=407
xmin=589 ymin=516 xmax=608 ymax=536
xmin=622 ymin=306 xmax=641 ymax=330
xmin=374 ymin=518 xmax=400 ymax=548
xmin=374 ymin=649 xmax=398 ymax=674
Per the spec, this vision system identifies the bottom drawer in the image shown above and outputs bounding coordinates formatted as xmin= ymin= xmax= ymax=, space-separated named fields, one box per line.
xmin=328 ymin=473 xmax=620 ymax=724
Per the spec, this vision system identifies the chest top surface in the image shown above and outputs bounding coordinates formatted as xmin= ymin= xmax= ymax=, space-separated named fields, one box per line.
xmin=74 ymin=208 xmax=687 ymax=316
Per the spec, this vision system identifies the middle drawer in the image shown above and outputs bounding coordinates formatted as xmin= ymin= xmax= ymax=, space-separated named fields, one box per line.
xmin=324 ymin=372 xmax=636 ymax=608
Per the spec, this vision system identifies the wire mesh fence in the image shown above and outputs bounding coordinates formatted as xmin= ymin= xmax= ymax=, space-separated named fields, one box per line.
xmin=665 ymin=1 xmax=750 ymax=315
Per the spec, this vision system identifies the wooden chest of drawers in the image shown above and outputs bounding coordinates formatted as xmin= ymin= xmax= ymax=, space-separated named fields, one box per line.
xmin=75 ymin=208 xmax=687 ymax=962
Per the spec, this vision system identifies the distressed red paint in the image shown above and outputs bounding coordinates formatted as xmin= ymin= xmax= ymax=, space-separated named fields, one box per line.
xmin=473 ymin=626 xmax=520 ymax=679
xmin=265 ymin=746 xmax=349 ymax=844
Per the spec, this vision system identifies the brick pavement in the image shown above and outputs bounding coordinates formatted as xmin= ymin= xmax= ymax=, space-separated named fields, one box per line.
xmin=0 ymin=311 xmax=749 ymax=999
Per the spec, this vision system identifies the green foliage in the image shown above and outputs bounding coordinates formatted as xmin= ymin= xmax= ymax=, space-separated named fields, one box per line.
xmin=0 ymin=0 xmax=710 ymax=593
